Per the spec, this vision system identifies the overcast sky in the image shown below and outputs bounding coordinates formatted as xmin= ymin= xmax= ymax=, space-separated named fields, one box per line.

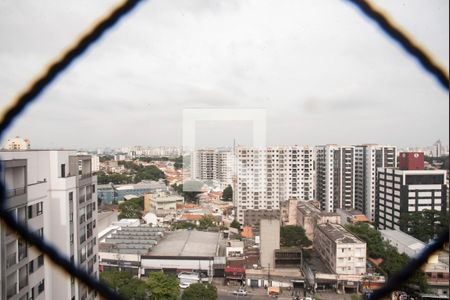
xmin=0 ymin=0 xmax=448 ymax=149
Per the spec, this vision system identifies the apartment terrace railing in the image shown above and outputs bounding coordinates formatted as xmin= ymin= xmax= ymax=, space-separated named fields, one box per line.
xmin=7 ymin=187 xmax=26 ymax=198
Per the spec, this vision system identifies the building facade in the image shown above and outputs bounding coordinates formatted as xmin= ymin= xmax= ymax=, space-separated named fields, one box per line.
xmin=235 ymin=146 xmax=314 ymax=224
xmin=260 ymin=219 xmax=280 ymax=269
xmin=1 ymin=150 xmax=98 ymax=300
xmin=314 ymin=223 xmax=366 ymax=275
xmin=192 ymin=149 xmax=234 ymax=186
xmin=376 ymin=154 xmax=448 ymax=231
xmin=315 ymin=145 xmax=355 ymax=212
xmin=355 ymin=144 xmax=396 ymax=221
xmin=3 ymin=137 xmax=31 ymax=150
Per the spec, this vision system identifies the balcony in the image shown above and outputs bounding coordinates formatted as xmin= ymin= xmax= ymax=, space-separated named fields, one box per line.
xmin=7 ymin=187 xmax=26 ymax=198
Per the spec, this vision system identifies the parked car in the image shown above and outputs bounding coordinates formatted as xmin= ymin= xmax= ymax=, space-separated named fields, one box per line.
xmin=232 ymin=289 xmax=248 ymax=296
xmin=179 ymin=282 xmax=190 ymax=289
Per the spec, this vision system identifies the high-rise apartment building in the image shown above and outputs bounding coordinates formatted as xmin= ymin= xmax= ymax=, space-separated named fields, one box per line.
xmin=191 ymin=149 xmax=234 ymax=185
xmin=235 ymin=146 xmax=314 ymax=224
xmin=376 ymin=152 xmax=448 ymax=231
xmin=0 ymin=150 xmax=98 ymax=300
xmin=315 ymin=145 xmax=355 ymax=212
xmin=3 ymin=136 xmax=31 ymax=150
xmin=355 ymin=145 xmax=397 ymax=221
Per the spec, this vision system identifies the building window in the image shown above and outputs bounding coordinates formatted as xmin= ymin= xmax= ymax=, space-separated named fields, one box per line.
xmin=29 ymin=261 xmax=34 ymax=274
xmin=38 ymin=279 xmax=45 ymax=294
xmin=28 ymin=205 xmax=33 ymax=219
xmin=37 ymin=202 xmax=43 ymax=215
xmin=69 ymin=192 xmax=73 ymax=201
xmin=92 ymin=184 xmax=96 ymax=193
xmin=37 ymin=255 xmax=44 ymax=267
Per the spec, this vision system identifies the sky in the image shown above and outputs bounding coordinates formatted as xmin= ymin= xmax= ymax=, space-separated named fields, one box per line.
xmin=0 ymin=0 xmax=448 ymax=149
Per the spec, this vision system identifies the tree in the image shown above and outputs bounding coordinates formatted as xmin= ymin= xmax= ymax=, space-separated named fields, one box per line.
xmin=118 ymin=198 xmax=143 ymax=219
xmin=180 ymin=180 xmax=204 ymax=204
xmin=400 ymin=210 xmax=448 ymax=242
xmin=97 ymin=171 xmax=133 ymax=184
xmin=172 ymin=221 xmax=197 ymax=230
xmin=198 ymin=215 xmax=217 ymax=230
xmin=100 ymin=270 xmax=150 ymax=299
xmin=182 ymin=283 xmax=217 ymax=300
xmin=345 ymin=223 xmax=428 ymax=292
xmin=134 ymin=165 xmax=166 ymax=183
xmin=345 ymin=223 xmax=386 ymax=258
xmin=147 ymin=272 xmax=179 ymax=300
xmin=230 ymin=220 xmax=241 ymax=230
xmin=280 ymin=225 xmax=312 ymax=248
xmin=222 ymin=185 xmax=233 ymax=201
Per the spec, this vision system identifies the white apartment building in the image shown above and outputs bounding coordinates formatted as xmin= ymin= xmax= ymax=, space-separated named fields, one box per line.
xmin=315 ymin=145 xmax=355 ymax=212
xmin=355 ymin=145 xmax=396 ymax=221
xmin=235 ymin=146 xmax=314 ymax=224
xmin=3 ymin=137 xmax=31 ymax=150
xmin=191 ymin=149 xmax=234 ymax=185
xmin=1 ymin=150 xmax=98 ymax=300
xmin=314 ymin=223 xmax=366 ymax=275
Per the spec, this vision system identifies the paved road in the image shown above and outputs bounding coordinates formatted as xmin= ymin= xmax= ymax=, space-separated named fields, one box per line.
xmin=217 ymin=289 xmax=293 ymax=300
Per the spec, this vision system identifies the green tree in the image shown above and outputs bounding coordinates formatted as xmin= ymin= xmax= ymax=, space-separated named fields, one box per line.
xmin=172 ymin=221 xmax=197 ymax=230
xmin=400 ymin=210 xmax=448 ymax=242
xmin=118 ymin=198 xmax=143 ymax=219
xmin=345 ymin=223 xmax=428 ymax=291
xmin=97 ymin=171 xmax=133 ymax=184
xmin=198 ymin=215 xmax=217 ymax=230
xmin=134 ymin=165 xmax=166 ymax=183
xmin=222 ymin=185 xmax=233 ymax=201
xmin=345 ymin=223 xmax=386 ymax=258
xmin=99 ymin=155 xmax=114 ymax=162
xmin=280 ymin=225 xmax=312 ymax=248
xmin=182 ymin=283 xmax=217 ymax=300
xmin=180 ymin=180 xmax=204 ymax=204
xmin=147 ymin=272 xmax=179 ymax=300
xmin=230 ymin=220 xmax=241 ymax=230
xmin=100 ymin=271 xmax=150 ymax=299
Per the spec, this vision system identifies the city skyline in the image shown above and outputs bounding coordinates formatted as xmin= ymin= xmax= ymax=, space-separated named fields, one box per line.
xmin=0 ymin=0 xmax=448 ymax=149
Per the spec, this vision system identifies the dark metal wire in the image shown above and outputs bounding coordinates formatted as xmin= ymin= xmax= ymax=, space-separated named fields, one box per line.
xmin=0 ymin=1 xmax=146 ymax=299
xmin=0 ymin=0 xmax=448 ymax=299
xmin=368 ymin=229 xmax=449 ymax=300
xmin=346 ymin=0 xmax=449 ymax=91
xmin=0 ymin=183 xmax=125 ymax=300
xmin=0 ymin=0 xmax=146 ymax=137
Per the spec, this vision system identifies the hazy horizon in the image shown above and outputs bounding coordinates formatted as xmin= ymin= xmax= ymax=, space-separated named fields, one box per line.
xmin=1 ymin=0 xmax=448 ymax=149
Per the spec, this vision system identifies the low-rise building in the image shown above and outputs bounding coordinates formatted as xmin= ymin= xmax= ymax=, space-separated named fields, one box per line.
xmin=280 ymin=198 xmax=299 ymax=225
xmin=141 ymin=230 xmax=223 ymax=277
xmin=336 ymin=209 xmax=369 ymax=226
xmin=297 ymin=201 xmax=341 ymax=241
xmin=380 ymin=229 xmax=449 ymax=296
xmin=144 ymin=193 xmax=183 ymax=216
xmin=244 ymin=209 xmax=280 ymax=235
xmin=260 ymin=219 xmax=280 ymax=269
xmin=225 ymin=240 xmax=244 ymax=258
xmin=314 ymin=223 xmax=366 ymax=275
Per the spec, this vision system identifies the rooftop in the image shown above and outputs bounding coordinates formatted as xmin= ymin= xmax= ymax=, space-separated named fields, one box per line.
xmin=149 ymin=230 xmax=220 ymax=257
xmin=317 ymin=223 xmax=364 ymax=244
xmin=380 ymin=229 xmax=425 ymax=250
